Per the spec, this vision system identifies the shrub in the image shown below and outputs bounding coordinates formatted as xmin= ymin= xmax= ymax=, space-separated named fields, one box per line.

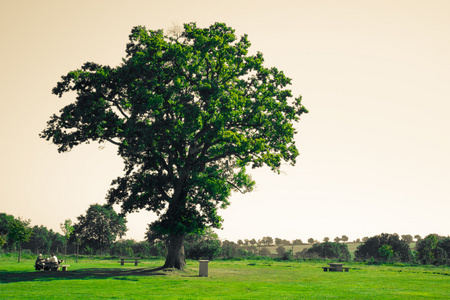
xmin=355 ymin=233 xmax=412 ymax=263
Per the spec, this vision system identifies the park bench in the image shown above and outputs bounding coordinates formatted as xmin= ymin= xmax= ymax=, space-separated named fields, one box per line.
xmin=118 ymin=257 xmax=141 ymax=266
xmin=322 ymin=263 xmax=350 ymax=272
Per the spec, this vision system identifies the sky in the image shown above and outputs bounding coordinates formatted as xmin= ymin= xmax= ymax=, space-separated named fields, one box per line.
xmin=1 ymin=0 xmax=449 ymax=243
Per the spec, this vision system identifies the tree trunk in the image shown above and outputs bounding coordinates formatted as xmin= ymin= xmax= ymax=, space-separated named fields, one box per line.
xmin=163 ymin=234 xmax=186 ymax=270
xmin=18 ymin=245 xmax=21 ymax=263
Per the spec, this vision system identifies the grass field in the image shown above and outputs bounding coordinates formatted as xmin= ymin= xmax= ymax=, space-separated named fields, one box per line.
xmin=0 ymin=257 xmax=449 ymax=299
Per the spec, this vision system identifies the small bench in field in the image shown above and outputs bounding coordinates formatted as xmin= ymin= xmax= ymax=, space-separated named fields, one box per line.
xmin=118 ymin=257 xmax=141 ymax=266
xmin=322 ymin=263 xmax=350 ymax=272
xmin=60 ymin=265 xmax=70 ymax=271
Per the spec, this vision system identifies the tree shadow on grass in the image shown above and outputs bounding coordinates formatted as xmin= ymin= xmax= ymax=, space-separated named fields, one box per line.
xmin=0 ymin=266 xmax=175 ymax=283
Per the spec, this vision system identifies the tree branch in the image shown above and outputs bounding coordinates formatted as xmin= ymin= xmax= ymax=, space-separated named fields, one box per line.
xmin=107 ymin=138 xmax=122 ymax=146
xmin=227 ymin=180 xmax=245 ymax=194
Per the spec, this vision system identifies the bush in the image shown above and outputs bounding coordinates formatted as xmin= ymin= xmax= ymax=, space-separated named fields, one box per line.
xmin=355 ymin=233 xmax=412 ymax=263
xmin=306 ymin=242 xmax=351 ymax=261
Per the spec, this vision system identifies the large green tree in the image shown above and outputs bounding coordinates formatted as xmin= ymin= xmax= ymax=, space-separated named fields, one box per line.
xmin=70 ymin=204 xmax=127 ymax=254
xmin=41 ymin=22 xmax=307 ymax=269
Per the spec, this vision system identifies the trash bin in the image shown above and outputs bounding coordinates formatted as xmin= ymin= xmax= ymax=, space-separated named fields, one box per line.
xmin=199 ymin=260 xmax=209 ymax=277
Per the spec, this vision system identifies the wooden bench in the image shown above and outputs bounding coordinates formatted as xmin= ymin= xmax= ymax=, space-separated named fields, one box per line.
xmin=60 ymin=265 xmax=70 ymax=271
xmin=343 ymin=267 xmax=350 ymax=272
xmin=322 ymin=267 xmax=332 ymax=272
xmin=118 ymin=257 xmax=141 ymax=266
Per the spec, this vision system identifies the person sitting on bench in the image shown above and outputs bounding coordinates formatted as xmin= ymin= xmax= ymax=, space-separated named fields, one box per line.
xmin=35 ymin=254 xmax=45 ymax=270
xmin=50 ymin=253 xmax=58 ymax=263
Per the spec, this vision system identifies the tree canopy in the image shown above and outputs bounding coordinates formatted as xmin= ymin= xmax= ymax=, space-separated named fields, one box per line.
xmin=70 ymin=204 xmax=127 ymax=254
xmin=354 ymin=233 xmax=412 ymax=262
xmin=41 ymin=22 xmax=307 ymax=269
xmin=306 ymin=242 xmax=351 ymax=261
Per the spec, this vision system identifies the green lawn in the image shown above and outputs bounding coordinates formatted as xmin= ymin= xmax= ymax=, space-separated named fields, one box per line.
xmin=0 ymin=258 xmax=448 ymax=299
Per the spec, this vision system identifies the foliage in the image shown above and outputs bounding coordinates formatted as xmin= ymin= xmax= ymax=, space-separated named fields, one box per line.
xmin=0 ymin=213 xmax=15 ymax=249
xmin=292 ymin=239 xmax=303 ymax=245
xmin=281 ymin=249 xmax=293 ymax=260
xmin=6 ymin=217 xmax=33 ymax=262
xmin=70 ymin=204 xmax=127 ymax=254
xmin=276 ymin=246 xmax=286 ymax=256
xmin=260 ymin=247 xmax=271 ymax=256
xmin=401 ymin=234 xmax=413 ymax=244
xmin=306 ymin=242 xmax=351 ymax=261
xmin=355 ymin=233 xmax=412 ymax=263
xmin=110 ymin=239 xmax=135 ymax=257
xmin=184 ymin=229 xmax=221 ymax=260
xmin=60 ymin=219 xmax=74 ymax=255
xmin=378 ymin=244 xmax=394 ymax=262
xmin=415 ymin=234 xmax=450 ymax=265
xmin=50 ymin=231 xmax=65 ymax=253
xmin=21 ymin=225 xmax=52 ymax=254
xmin=220 ymin=240 xmax=253 ymax=259
xmin=40 ymin=22 xmax=307 ymax=269
xmin=260 ymin=237 xmax=274 ymax=246
xmin=0 ymin=213 xmax=14 ymax=236
xmin=275 ymin=238 xmax=291 ymax=246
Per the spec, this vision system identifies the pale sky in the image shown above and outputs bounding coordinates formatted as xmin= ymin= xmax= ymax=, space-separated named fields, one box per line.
xmin=1 ymin=0 xmax=448 ymax=243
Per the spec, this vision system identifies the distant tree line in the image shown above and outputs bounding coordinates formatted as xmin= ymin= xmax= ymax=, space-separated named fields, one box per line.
xmin=1 ymin=211 xmax=448 ymax=265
